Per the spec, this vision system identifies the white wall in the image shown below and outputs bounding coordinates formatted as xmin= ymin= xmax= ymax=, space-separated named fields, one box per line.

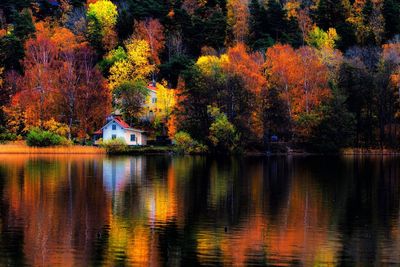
xmin=103 ymin=122 xmax=125 ymax=141
xmin=103 ymin=121 xmax=146 ymax=146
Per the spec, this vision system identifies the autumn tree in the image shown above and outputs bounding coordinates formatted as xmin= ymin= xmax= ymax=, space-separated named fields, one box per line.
xmin=155 ymin=82 xmax=176 ymax=121
xmin=113 ymin=80 xmax=148 ymax=125
xmin=6 ymin=23 xmax=110 ymax=138
xmin=306 ymin=26 xmax=339 ymax=50
xmin=108 ymin=38 xmax=155 ymax=90
xmin=347 ymin=0 xmax=385 ymax=45
xmin=16 ymin=24 xmax=59 ymax=128
xmin=86 ymin=0 xmax=118 ymax=54
xmin=226 ymin=0 xmax=250 ymax=45
xmin=133 ymin=18 xmax=165 ymax=65
xmin=265 ymin=44 xmax=331 ymax=140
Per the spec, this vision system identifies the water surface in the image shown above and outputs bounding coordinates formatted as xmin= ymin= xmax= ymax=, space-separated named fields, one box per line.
xmin=0 ymin=155 xmax=399 ymax=266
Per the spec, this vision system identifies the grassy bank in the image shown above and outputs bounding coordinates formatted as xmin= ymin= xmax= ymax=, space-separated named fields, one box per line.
xmin=0 ymin=142 xmax=105 ymax=154
xmin=105 ymin=145 xmax=176 ymax=155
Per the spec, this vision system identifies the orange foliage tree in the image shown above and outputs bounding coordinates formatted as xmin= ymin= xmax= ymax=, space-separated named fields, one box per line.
xmin=133 ymin=18 xmax=165 ymax=65
xmin=6 ymin=23 xmax=111 ymax=138
xmin=265 ymin=44 xmax=331 ymax=139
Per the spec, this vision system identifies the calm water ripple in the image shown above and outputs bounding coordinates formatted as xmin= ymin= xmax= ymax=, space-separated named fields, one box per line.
xmin=0 ymin=154 xmax=400 ymax=266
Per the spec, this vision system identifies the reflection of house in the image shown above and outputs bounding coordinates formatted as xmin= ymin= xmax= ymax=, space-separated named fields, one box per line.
xmin=94 ymin=115 xmax=147 ymax=145
xmin=102 ymin=157 xmax=144 ymax=192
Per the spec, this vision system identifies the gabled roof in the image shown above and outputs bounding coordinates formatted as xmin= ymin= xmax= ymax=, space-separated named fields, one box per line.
xmin=94 ymin=117 xmax=146 ymax=134
xmin=114 ymin=117 xmax=130 ymax=129
xmin=147 ymin=83 xmax=157 ymax=92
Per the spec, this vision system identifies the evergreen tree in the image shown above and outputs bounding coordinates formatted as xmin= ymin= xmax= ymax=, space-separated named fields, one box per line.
xmin=383 ymin=0 xmax=400 ymax=40
xmin=316 ymin=0 xmax=355 ymax=50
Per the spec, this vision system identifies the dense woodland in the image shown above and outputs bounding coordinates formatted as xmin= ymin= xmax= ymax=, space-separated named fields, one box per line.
xmin=0 ymin=0 xmax=400 ymax=152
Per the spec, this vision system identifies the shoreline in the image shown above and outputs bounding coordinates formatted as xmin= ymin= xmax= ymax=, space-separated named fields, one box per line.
xmin=1 ymin=142 xmax=400 ymax=156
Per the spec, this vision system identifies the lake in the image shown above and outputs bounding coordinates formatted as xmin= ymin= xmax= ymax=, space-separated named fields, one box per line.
xmin=0 ymin=154 xmax=399 ymax=266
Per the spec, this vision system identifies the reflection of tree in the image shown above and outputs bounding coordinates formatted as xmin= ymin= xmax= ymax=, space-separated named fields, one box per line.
xmin=2 ymin=155 xmax=400 ymax=265
xmin=0 ymin=155 xmax=109 ymax=267
xmin=0 ymin=164 xmax=27 ymax=266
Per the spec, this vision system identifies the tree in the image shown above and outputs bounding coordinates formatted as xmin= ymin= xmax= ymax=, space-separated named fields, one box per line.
xmin=86 ymin=0 xmax=118 ymax=53
xmin=297 ymin=8 xmax=313 ymax=45
xmin=383 ymin=0 xmax=400 ymax=41
xmin=17 ymin=26 xmax=59 ymax=128
xmin=265 ymin=44 xmax=299 ymax=135
xmin=108 ymin=38 xmax=155 ymax=90
xmin=155 ymin=82 xmax=176 ymax=121
xmin=113 ymin=80 xmax=148 ymax=124
xmin=207 ymin=105 xmax=239 ymax=152
xmin=133 ymin=18 xmax=165 ymax=65
xmin=338 ymin=56 xmax=377 ymax=146
xmin=248 ymin=0 xmax=273 ymax=51
xmin=306 ymin=26 xmax=339 ymax=50
xmin=347 ymin=0 xmax=385 ymax=45
xmin=265 ymin=44 xmax=331 ymax=139
xmin=226 ymin=0 xmax=250 ymax=44
xmin=6 ymin=23 xmax=111 ymax=138
xmin=316 ymin=0 xmax=355 ymax=49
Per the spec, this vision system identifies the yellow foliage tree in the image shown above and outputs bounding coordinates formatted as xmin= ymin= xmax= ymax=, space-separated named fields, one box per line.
xmin=87 ymin=0 xmax=118 ymax=50
xmin=306 ymin=26 xmax=339 ymax=49
xmin=155 ymin=82 xmax=176 ymax=120
xmin=109 ymin=39 xmax=155 ymax=90
xmin=87 ymin=0 xmax=117 ymax=32
xmin=42 ymin=118 xmax=70 ymax=137
xmin=196 ymin=55 xmax=229 ymax=77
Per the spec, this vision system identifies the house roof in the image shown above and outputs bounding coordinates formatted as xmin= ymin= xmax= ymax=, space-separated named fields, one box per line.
xmin=114 ymin=117 xmax=130 ymax=129
xmin=94 ymin=117 xmax=146 ymax=135
xmin=147 ymin=83 xmax=157 ymax=92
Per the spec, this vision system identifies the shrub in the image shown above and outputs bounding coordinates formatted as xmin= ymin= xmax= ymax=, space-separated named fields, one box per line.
xmin=0 ymin=127 xmax=17 ymax=143
xmin=174 ymin=131 xmax=208 ymax=154
xmin=42 ymin=119 xmax=70 ymax=137
xmin=99 ymin=138 xmax=128 ymax=153
xmin=26 ymin=128 xmax=69 ymax=147
xmin=207 ymin=105 xmax=239 ymax=152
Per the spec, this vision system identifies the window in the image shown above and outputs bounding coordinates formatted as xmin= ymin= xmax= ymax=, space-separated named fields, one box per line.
xmin=152 ymin=98 xmax=157 ymax=104
xmin=130 ymin=134 xmax=136 ymax=142
xmin=112 ymin=134 xmax=117 ymax=140
xmin=112 ymin=124 xmax=116 ymax=130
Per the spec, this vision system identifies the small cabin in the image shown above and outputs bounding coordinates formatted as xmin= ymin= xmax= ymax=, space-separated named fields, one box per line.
xmin=94 ymin=116 xmax=147 ymax=146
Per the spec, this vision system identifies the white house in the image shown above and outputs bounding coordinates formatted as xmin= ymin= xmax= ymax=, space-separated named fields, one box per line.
xmin=94 ymin=115 xmax=147 ymax=146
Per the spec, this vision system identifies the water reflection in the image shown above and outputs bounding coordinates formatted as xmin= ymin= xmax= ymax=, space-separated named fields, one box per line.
xmin=0 ymin=155 xmax=400 ymax=266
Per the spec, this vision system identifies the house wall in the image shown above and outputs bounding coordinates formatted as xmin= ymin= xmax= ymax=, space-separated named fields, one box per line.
xmin=103 ymin=122 xmax=125 ymax=141
xmin=142 ymin=89 xmax=158 ymax=120
xmin=123 ymin=130 xmax=146 ymax=146
xmin=102 ymin=121 xmax=146 ymax=146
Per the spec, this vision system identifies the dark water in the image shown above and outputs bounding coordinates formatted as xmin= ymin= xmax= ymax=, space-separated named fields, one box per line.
xmin=0 ymin=155 xmax=399 ymax=266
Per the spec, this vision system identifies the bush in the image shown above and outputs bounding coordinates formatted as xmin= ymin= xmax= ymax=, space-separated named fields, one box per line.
xmin=99 ymin=138 xmax=128 ymax=153
xmin=26 ymin=128 xmax=69 ymax=147
xmin=207 ymin=105 xmax=239 ymax=152
xmin=174 ymin=131 xmax=208 ymax=154
xmin=0 ymin=127 xmax=17 ymax=143
xmin=42 ymin=119 xmax=70 ymax=137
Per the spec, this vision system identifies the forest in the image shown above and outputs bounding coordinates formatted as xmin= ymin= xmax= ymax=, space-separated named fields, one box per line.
xmin=0 ymin=0 xmax=400 ymax=152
